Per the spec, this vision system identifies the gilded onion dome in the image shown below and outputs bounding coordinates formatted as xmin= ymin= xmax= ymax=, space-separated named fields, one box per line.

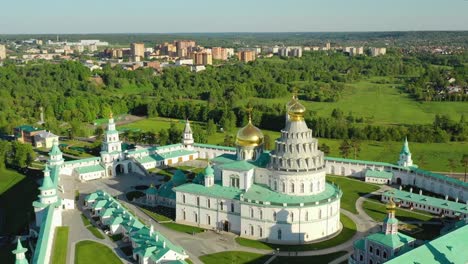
xmin=288 ymin=100 xmax=306 ymax=121
xmin=286 ymin=92 xmax=298 ymax=109
xmin=386 ymin=197 xmax=396 ymax=212
xmin=236 ymin=112 xmax=264 ymax=147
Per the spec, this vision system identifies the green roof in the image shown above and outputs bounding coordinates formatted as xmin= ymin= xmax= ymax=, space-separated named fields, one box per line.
xmin=16 ymin=125 xmax=41 ymax=133
xmin=136 ymin=154 xmax=163 ymax=163
xmin=385 ymin=224 xmax=468 ymax=264
xmin=383 ymin=189 xmax=468 ymax=215
xmin=33 ymin=205 xmax=55 ymax=264
xmin=204 ymin=165 xmax=214 ymax=176
xmin=49 ymin=142 xmax=62 ymax=156
xmin=174 ymin=182 xmax=244 ymax=200
xmin=365 ymin=170 xmax=393 ymax=179
xmin=220 ymin=160 xmax=255 ymax=171
xmin=400 ymin=137 xmax=411 ymax=155
xmin=354 ymin=239 xmax=365 ymax=251
xmin=155 ymin=143 xmax=183 ymax=151
xmin=211 ymin=152 xmax=270 ymax=169
xmin=173 ymin=170 xmax=187 ymax=186
xmin=12 ymin=238 xmax=27 ymax=255
xmin=159 ymin=149 xmax=197 ymax=159
xmin=75 ymin=164 xmax=105 ymax=174
xmin=211 ymin=154 xmax=237 ymax=164
xmin=39 ymin=175 xmax=55 ymax=191
xmin=146 ymin=185 xmax=158 ymax=195
xmin=366 ymin=232 xmax=415 ymax=249
xmin=64 ymin=157 xmax=101 ymax=165
xmin=194 ymin=143 xmax=236 ymax=152
xmin=157 ymin=181 xmax=176 ymax=199
xmin=243 ymin=183 xmax=342 ymax=206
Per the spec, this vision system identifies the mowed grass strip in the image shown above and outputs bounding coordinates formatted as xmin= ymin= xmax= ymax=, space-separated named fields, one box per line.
xmin=161 ymin=222 xmax=205 ymax=234
xmin=87 ymin=226 xmax=105 ymax=239
xmin=235 ymin=213 xmax=356 ymax=251
xmin=362 ymin=199 xmax=434 ymax=222
xmin=51 ymin=226 xmax=69 ymax=264
xmin=271 ymin=251 xmax=348 ymax=264
xmin=327 ymin=175 xmax=380 ymax=214
xmin=199 ymin=251 xmax=271 ymax=264
xmin=74 ymin=240 xmax=122 ymax=264
xmin=141 ymin=208 xmax=172 ymax=222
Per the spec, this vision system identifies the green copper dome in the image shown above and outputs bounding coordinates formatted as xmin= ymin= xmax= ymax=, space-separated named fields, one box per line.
xmin=172 ymin=170 xmax=187 ymax=186
xmin=204 ymin=165 xmax=214 ymax=177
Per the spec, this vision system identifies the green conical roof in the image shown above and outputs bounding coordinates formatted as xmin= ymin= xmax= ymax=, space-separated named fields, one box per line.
xmin=49 ymin=140 xmax=62 ymax=156
xmin=39 ymin=173 xmax=55 ymax=191
xmin=13 ymin=238 xmax=27 ymax=254
xmin=145 ymin=184 xmax=158 ymax=195
xmin=43 ymin=164 xmax=50 ymax=173
xmin=400 ymin=137 xmax=411 ymax=155
xmin=204 ymin=164 xmax=214 ymax=177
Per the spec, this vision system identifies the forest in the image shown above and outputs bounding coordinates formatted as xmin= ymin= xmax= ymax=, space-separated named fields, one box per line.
xmin=0 ymin=50 xmax=466 ymax=144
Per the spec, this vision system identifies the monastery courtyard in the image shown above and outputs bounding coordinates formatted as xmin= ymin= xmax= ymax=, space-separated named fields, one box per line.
xmin=58 ymin=160 xmax=445 ymax=264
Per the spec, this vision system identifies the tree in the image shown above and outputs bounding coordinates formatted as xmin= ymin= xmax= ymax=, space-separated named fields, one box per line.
xmin=263 ymin=134 xmax=271 ymax=150
xmin=94 ymin=127 xmax=104 ymax=140
xmin=350 ymin=138 xmax=361 ymax=159
xmin=448 ymin=158 xmax=457 ymax=174
xmin=319 ymin=143 xmax=330 ymax=155
xmin=206 ymin=119 xmax=216 ymax=136
xmin=339 ymin=140 xmax=352 ymax=158
xmin=461 ymin=154 xmax=468 ymax=182
xmin=223 ymin=134 xmax=235 ymax=147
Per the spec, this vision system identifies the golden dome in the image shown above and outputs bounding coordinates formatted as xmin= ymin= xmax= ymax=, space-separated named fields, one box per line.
xmin=236 ymin=119 xmax=264 ymax=147
xmin=286 ymin=93 xmax=298 ymax=108
xmin=288 ymin=100 xmax=306 ymax=121
xmin=386 ymin=197 xmax=396 ymax=212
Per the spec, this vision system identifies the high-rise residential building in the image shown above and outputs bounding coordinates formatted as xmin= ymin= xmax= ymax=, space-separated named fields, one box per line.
xmin=175 ymin=40 xmax=196 ymax=51
xmin=131 ymin=43 xmax=145 ymax=59
xmin=350 ymin=47 xmax=364 ymax=56
xmin=370 ymin=47 xmax=387 ymax=57
xmin=289 ymin=47 xmax=302 ymax=57
xmin=278 ymin=47 xmax=290 ymax=57
xmin=325 ymin=42 xmax=331 ymax=50
xmin=237 ymin=50 xmax=256 ymax=63
xmin=0 ymin=44 xmax=6 ymax=60
xmin=191 ymin=52 xmax=212 ymax=65
xmin=212 ymin=47 xmax=228 ymax=60
xmin=177 ymin=48 xmax=188 ymax=58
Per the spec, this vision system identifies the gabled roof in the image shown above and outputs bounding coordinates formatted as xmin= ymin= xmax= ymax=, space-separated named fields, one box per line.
xmin=365 ymin=170 xmax=393 ymax=179
xmin=385 ymin=224 xmax=468 ymax=264
xmin=366 ymin=232 xmax=415 ymax=249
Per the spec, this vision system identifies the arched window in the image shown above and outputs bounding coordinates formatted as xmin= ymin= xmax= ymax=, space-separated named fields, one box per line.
xmin=277 ymin=229 xmax=282 ymax=240
xmin=319 ymin=209 xmax=322 ymax=219
xmin=207 ymin=199 xmax=211 ymax=208
xmin=290 ymin=212 xmax=294 ymax=222
xmin=300 ymin=183 xmax=305 ymax=193
xmin=369 ymin=246 xmax=373 ymax=253
xmin=305 ymin=211 xmax=309 ymax=221
xmin=182 ymin=195 xmax=186 ymax=203
xmin=383 ymin=251 xmax=387 ymax=259
xmin=250 ymin=225 xmax=254 ymax=236
xmin=231 ymin=203 xmax=235 ymax=212
xmin=317 ymin=181 xmax=320 ymax=192
xmin=250 ymin=208 xmax=254 ymax=218
xmin=183 ymin=210 xmax=186 ymax=220
xmin=259 ymin=209 xmax=263 ymax=220
xmin=194 ymin=213 xmax=198 ymax=222
xmin=273 ymin=211 xmax=277 ymax=221
xmin=259 ymin=227 xmax=263 ymax=237
xmin=290 ymin=183 xmax=295 ymax=193
xmin=282 ymin=182 xmax=285 ymax=192
xmin=310 ymin=182 xmax=314 ymax=192
xmin=197 ymin=197 xmax=200 ymax=206
xmin=274 ymin=181 xmax=278 ymax=190
xmin=220 ymin=201 xmax=224 ymax=210
xmin=376 ymin=248 xmax=380 ymax=256
xmin=207 ymin=215 xmax=211 ymax=225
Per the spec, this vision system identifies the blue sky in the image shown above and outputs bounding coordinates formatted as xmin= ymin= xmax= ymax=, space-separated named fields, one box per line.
xmin=1 ymin=0 xmax=467 ymax=33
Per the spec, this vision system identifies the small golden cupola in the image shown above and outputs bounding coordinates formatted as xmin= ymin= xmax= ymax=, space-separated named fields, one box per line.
xmin=235 ymin=108 xmax=264 ymax=147
xmin=386 ymin=197 xmax=397 ymax=212
xmin=288 ymin=99 xmax=306 ymax=122
xmin=286 ymin=90 xmax=298 ymax=109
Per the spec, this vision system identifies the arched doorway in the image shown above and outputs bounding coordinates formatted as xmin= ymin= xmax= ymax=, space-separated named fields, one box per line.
xmin=223 ymin=221 xmax=230 ymax=231
xmin=396 ymin=178 xmax=402 ymax=185
xmin=115 ymin=164 xmax=124 ymax=175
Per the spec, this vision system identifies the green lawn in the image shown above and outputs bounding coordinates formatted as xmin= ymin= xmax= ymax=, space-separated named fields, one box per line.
xmin=362 ymin=199 xmax=434 ymax=222
xmin=235 ymin=213 xmax=356 ymax=251
xmin=271 ymin=251 xmax=347 ymax=264
xmin=74 ymin=240 xmax=122 ymax=264
xmin=120 ymin=117 xmax=187 ymax=132
xmin=240 ymin=80 xmax=468 ymax=125
xmin=0 ymin=168 xmax=25 ymax=195
xmin=161 ymin=222 xmax=205 ymax=234
xmin=141 ymin=208 xmax=172 ymax=222
xmin=326 ymin=175 xmax=380 ymax=214
xmin=199 ymin=251 xmax=271 ymax=264
xmin=51 ymin=226 xmax=69 ymax=264
xmin=87 ymin=226 xmax=105 ymax=239
xmin=80 ymin=214 xmax=91 ymax=226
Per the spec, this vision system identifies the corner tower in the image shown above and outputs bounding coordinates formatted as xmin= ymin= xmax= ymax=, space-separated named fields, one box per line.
xmin=12 ymin=238 xmax=28 ymax=264
xmin=397 ymin=137 xmax=413 ymax=167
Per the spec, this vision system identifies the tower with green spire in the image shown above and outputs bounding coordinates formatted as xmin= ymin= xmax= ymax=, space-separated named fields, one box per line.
xmin=397 ymin=137 xmax=413 ymax=167
xmin=33 ymin=164 xmax=58 ymax=227
xmin=48 ymin=140 xmax=64 ymax=167
xmin=12 ymin=238 xmax=28 ymax=264
xmin=100 ymin=112 xmax=123 ymax=177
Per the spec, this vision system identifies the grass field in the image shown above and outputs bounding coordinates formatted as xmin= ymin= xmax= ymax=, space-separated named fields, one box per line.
xmin=235 ymin=213 xmax=356 ymax=251
xmin=141 ymin=208 xmax=172 ymax=222
xmin=0 ymin=168 xmax=25 ymax=195
xmin=87 ymin=226 xmax=105 ymax=239
xmin=161 ymin=222 xmax=205 ymax=234
xmin=123 ymin=116 xmax=466 ymax=172
xmin=199 ymin=251 xmax=271 ymax=264
xmin=74 ymin=240 xmax=122 ymax=264
xmin=271 ymin=251 xmax=347 ymax=264
xmin=51 ymin=226 xmax=69 ymax=264
xmin=326 ymin=175 xmax=380 ymax=214
xmin=240 ymin=80 xmax=468 ymax=125
xmin=362 ymin=199 xmax=434 ymax=222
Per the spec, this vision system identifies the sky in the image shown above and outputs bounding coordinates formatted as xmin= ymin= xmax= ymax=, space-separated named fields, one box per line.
xmin=1 ymin=0 xmax=467 ymax=34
